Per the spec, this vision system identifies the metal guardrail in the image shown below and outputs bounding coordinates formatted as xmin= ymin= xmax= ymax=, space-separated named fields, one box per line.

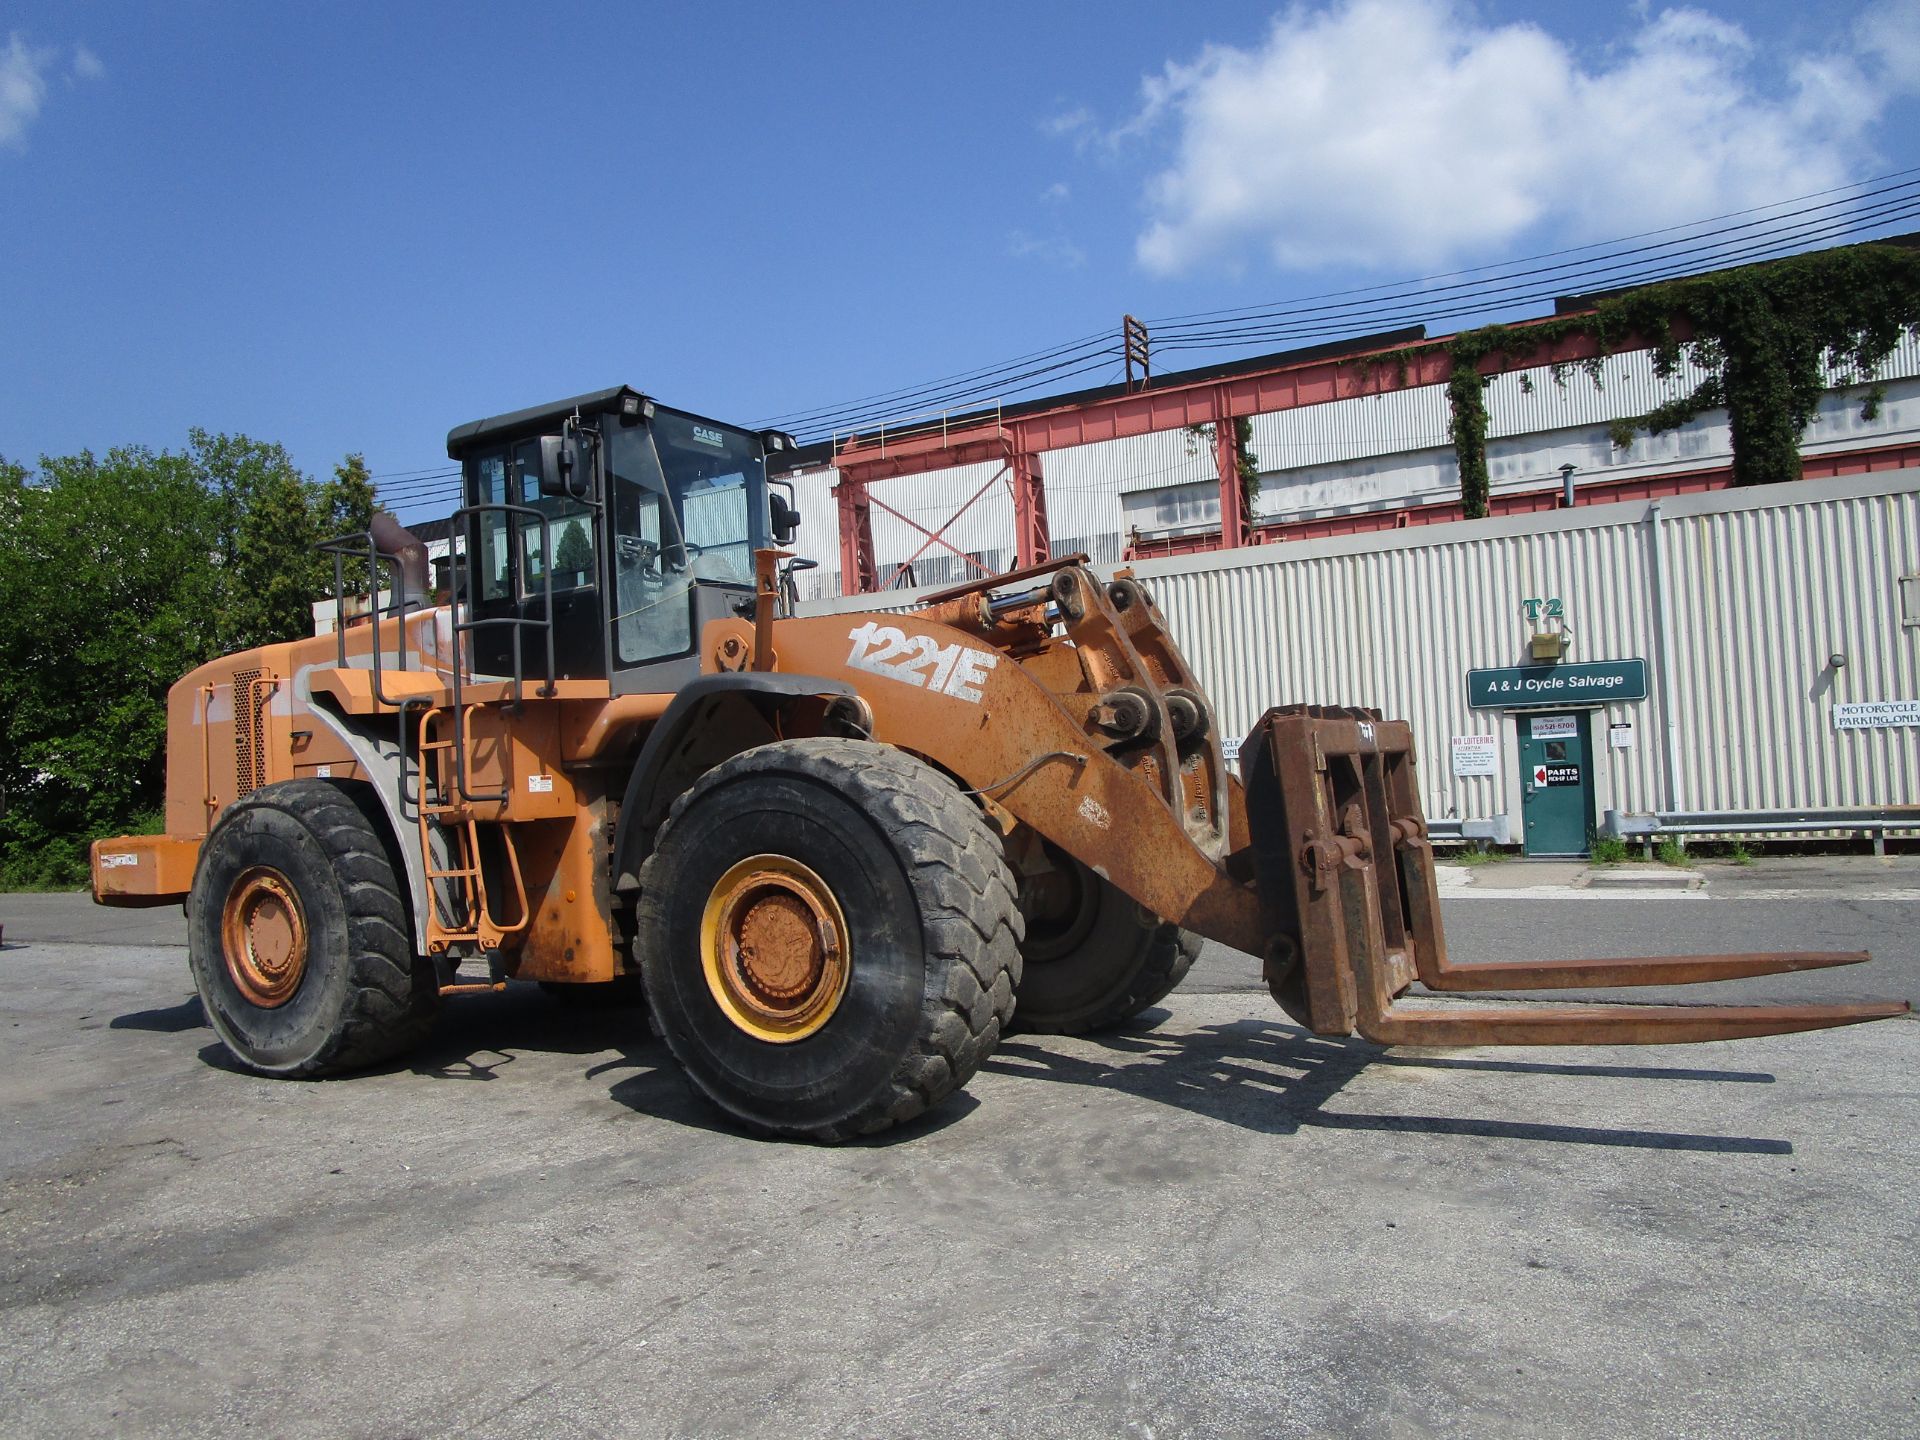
xmin=1604 ymin=807 xmax=1920 ymax=857
xmin=1431 ymin=808 xmax=1915 ymax=855
xmin=1426 ymin=816 xmax=1512 ymax=846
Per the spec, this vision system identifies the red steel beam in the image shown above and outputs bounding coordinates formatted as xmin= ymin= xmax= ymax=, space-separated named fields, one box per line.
xmin=871 ymin=464 xmax=1009 ymax=592
xmin=1212 ymin=391 xmax=1250 ymax=550
xmin=833 ymin=317 xmax=1624 ymax=485
xmin=1010 ymin=451 xmax=1051 ymax=568
xmin=835 ymin=475 xmax=877 ymax=596
xmin=1118 ymin=436 xmax=1919 ymax=561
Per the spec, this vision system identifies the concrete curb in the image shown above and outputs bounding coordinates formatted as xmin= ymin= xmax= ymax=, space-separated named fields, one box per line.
xmin=1582 ymin=867 xmax=1702 ymax=891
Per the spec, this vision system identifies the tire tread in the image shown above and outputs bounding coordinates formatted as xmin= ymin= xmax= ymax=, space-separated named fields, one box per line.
xmin=638 ymin=739 xmax=1022 ymax=1142
xmin=192 ymin=779 xmax=433 ymax=1077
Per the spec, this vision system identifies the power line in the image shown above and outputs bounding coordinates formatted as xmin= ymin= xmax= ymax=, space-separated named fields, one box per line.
xmin=367 ymin=463 xmax=461 ymax=481
xmin=1143 ymin=165 xmax=1920 ymax=329
xmin=1148 ymin=199 xmax=1920 ymax=354
xmin=1146 ymin=181 xmax=1920 ymax=347
xmin=762 ymin=337 xmax=1121 ymax=436
xmin=765 ymin=174 xmax=1920 ymax=446
xmin=756 ymin=327 xmax=1117 ymax=430
xmin=372 ymin=473 xmax=460 ymax=499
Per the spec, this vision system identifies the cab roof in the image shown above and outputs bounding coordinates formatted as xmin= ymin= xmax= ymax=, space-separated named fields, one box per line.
xmin=444 ymin=386 xmax=646 ymax=460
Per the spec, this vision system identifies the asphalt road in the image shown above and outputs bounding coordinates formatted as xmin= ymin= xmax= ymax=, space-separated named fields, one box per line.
xmin=2 ymin=885 xmax=1916 ymax=1438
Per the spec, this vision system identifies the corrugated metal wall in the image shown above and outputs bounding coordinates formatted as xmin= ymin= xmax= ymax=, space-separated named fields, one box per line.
xmin=800 ymin=470 xmax=1920 ymax=832
xmin=1125 ymin=501 xmax=1662 ymax=821
xmin=1659 ymin=483 xmax=1920 ymax=812
xmin=1130 ymin=471 xmax=1920 ymax=827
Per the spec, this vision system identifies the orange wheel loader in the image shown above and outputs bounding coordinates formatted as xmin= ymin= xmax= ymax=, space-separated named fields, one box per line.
xmin=88 ymin=386 xmax=1909 ymax=1140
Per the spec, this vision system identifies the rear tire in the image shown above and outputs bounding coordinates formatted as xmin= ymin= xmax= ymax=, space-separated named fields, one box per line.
xmin=187 ymin=779 xmax=436 ymax=1076
xmin=1010 ymin=842 xmax=1200 ymax=1034
xmin=637 ymin=739 xmax=1022 ymax=1141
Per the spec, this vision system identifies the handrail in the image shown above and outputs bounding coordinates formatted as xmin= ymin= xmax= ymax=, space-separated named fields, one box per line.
xmin=443 ymin=502 xmax=557 ymax=804
xmin=316 ymin=531 xmax=415 ymax=711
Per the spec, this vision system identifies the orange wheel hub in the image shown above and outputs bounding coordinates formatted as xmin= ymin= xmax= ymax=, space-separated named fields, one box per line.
xmin=700 ymin=855 xmax=850 ymax=1043
xmin=220 ymin=866 xmax=309 ymax=1008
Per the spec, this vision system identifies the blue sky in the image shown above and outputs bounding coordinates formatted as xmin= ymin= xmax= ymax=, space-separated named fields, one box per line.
xmin=4 ymin=1 xmax=1918 ymax=520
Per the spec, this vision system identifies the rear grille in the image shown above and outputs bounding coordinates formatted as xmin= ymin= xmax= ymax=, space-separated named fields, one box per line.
xmin=234 ymin=669 xmax=267 ymax=797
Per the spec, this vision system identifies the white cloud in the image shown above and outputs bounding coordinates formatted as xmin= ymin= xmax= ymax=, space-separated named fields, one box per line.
xmin=1008 ymin=229 xmax=1088 ymax=269
xmin=0 ymin=33 xmax=55 ymax=149
xmin=1041 ymin=106 xmax=1094 ymax=141
xmin=1123 ymin=0 xmax=1920 ymax=275
xmin=1854 ymin=0 xmax=1920 ymax=88
xmin=1040 ymin=181 xmax=1071 ymax=203
xmin=0 ymin=33 xmax=101 ymax=150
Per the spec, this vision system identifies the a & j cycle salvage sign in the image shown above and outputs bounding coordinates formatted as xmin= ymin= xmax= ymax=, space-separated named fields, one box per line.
xmin=1467 ymin=658 xmax=1648 ymax=709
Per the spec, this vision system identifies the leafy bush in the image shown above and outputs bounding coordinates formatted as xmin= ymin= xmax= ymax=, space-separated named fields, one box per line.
xmin=0 ymin=443 xmax=374 ymax=887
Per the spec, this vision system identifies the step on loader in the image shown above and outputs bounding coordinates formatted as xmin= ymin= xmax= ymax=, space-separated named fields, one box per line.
xmin=90 ymin=386 xmax=1908 ymax=1140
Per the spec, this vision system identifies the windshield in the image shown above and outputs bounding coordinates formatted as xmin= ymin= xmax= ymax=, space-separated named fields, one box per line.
xmin=607 ymin=411 xmax=764 ymax=666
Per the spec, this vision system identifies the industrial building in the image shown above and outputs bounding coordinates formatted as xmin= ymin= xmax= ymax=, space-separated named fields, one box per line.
xmin=766 ymin=266 xmax=1920 ymax=857
xmin=796 ymin=468 xmax=1920 ymax=856
xmin=770 ymin=330 xmax=1920 ymax=600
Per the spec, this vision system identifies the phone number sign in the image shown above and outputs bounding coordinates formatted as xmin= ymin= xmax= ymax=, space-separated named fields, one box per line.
xmin=1468 ymin=658 xmax=1648 ymax=709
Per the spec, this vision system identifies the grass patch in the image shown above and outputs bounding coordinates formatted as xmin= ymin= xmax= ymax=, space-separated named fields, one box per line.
xmin=1588 ymin=835 xmax=1631 ymax=865
xmin=1654 ymin=837 xmax=1691 ymax=868
xmin=1452 ymin=843 xmax=1509 ymax=866
xmin=0 ymin=875 xmax=88 ymax=893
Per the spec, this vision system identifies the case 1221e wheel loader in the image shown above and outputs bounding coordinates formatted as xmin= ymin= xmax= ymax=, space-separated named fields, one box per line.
xmin=89 ymin=386 xmax=1907 ymax=1141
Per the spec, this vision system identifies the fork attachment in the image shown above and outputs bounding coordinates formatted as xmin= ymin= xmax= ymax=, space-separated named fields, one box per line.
xmin=1240 ymin=706 xmax=1909 ymax=1046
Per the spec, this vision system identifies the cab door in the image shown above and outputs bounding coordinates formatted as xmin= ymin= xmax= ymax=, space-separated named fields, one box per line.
xmin=464 ymin=438 xmax=606 ymax=683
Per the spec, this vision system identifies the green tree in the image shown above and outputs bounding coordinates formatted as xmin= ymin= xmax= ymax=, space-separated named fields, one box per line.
xmin=321 ymin=453 xmax=377 ymax=549
xmin=0 ymin=447 xmax=220 ymax=885
xmin=0 ymin=435 xmax=379 ymax=886
xmin=189 ymin=429 xmax=327 ymax=652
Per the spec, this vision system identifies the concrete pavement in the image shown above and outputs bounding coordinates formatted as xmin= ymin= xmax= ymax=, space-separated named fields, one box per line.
xmin=2 ymin=879 xmax=1917 ymax=1437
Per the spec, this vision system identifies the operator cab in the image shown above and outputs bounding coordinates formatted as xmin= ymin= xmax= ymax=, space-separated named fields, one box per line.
xmin=445 ymin=386 xmax=798 ymax=693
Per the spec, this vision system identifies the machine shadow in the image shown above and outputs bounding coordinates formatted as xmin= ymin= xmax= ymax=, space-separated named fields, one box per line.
xmin=984 ymin=1015 xmax=1790 ymax=1154
xmin=111 ymin=995 xmax=206 ymax=1032
xmin=400 ymin=985 xmax=651 ymax=1078
xmin=395 ymin=984 xmax=976 ymax=1145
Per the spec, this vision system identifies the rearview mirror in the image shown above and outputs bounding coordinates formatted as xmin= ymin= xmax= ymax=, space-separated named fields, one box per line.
xmin=769 ymin=486 xmax=801 ymax=545
xmin=537 ymin=435 xmax=587 ymax=499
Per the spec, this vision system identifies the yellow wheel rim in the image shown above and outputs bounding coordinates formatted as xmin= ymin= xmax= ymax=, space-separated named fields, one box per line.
xmin=221 ymin=866 xmax=309 ymax=1008
xmin=699 ymin=854 xmax=850 ymax=1043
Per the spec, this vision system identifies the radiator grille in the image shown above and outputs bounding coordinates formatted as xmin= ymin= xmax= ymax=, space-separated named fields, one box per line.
xmin=234 ymin=669 xmax=267 ymax=797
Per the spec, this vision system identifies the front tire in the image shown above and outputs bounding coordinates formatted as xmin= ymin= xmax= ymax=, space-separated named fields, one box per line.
xmin=636 ymin=740 xmax=1022 ymax=1141
xmin=1010 ymin=841 xmax=1201 ymax=1034
xmin=187 ymin=779 xmax=436 ymax=1076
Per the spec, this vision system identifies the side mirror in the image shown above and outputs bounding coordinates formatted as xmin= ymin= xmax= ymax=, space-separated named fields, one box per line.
xmin=769 ymin=486 xmax=801 ymax=546
xmin=537 ymin=435 xmax=587 ymax=499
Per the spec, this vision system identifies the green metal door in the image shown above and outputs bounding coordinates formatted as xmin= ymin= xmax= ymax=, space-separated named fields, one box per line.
xmin=1519 ymin=711 xmax=1594 ymax=856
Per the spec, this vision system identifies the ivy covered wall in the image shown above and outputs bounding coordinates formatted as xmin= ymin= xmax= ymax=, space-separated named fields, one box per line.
xmin=1370 ymin=241 xmax=1920 ymax=517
